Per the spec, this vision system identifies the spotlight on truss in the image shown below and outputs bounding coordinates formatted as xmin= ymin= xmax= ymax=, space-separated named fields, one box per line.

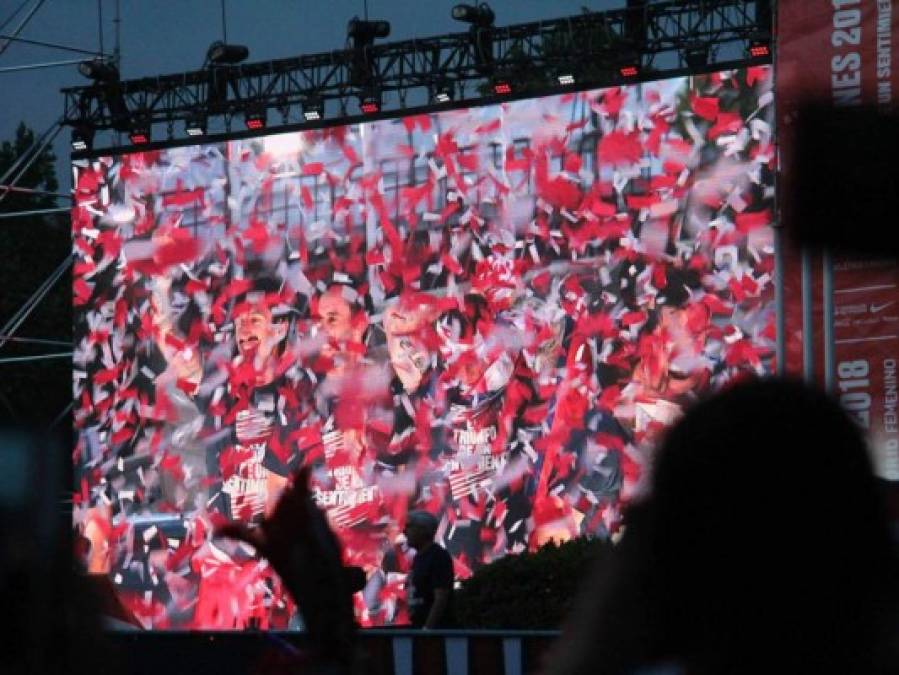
xmin=78 ymin=57 xmax=119 ymax=83
xmin=303 ymin=97 xmax=324 ymax=121
xmin=185 ymin=113 xmax=207 ymax=137
xmin=206 ymin=41 xmax=249 ymax=66
xmin=347 ymin=17 xmax=390 ymax=86
xmin=451 ymin=3 xmax=495 ymax=26
xmin=347 ymin=17 xmax=391 ymax=42
xmin=453 ymin=3 xmax=495 ymax=73
xmin=244 ymin=106 xmax=266 ymax=130
xmin=557 ymin=73 xmax=576 ymax=86
xmin=79 ymin=58 xmax=133 ymax=130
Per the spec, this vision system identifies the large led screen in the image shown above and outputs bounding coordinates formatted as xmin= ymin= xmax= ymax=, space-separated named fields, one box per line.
xmin=73 ymin=66 xmax=775 ymax=629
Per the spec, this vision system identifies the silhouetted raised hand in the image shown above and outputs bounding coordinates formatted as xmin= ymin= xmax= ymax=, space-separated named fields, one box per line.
xmin=216 ymin=466 xmax=356 ymax=672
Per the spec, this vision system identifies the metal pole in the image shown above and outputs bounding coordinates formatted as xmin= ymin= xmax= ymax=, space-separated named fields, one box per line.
xmin=774 ymin=225 xmax=786 ymax=375
xmin=0 ymin=0 xmax=46 ymax=57
xmin=113 ymin=0 xmax=121 ymax=69
xmin=0 ymin=352 xmax=72 ymax=364
xmin=0 ymin=257 xmax=71 ymax=350
xmin=0 ymin=33 xmax=106 ymax=56
xmin=0 ymin=58 xmax=85 ymax=74
xmin=221 ymin=0 xmax=228 ymax=44
xmin=0 ymin=185 xmax=71 ymax=199
xmin=50 ymin=401 xmax=74 ymax=429
xmin=97 ymin=0 xmax=104 ymax=56
xmin=0 ymin=336 xmax=71 ymax=347
xmin=801 ymin=247 xmax=815 ymax=383
xmin=0 ymin=1 xmax=32 ymax=33
xmin=0 ymin=206 xmax=69 ymax=219
xmin=822 ymin=249 xmax=835 ymax=392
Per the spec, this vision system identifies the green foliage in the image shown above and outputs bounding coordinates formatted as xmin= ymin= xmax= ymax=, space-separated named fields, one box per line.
xmin=0 ymin=122 xmax=72 ymax=427
xmin=455 ymin=537 xmax=613 ymax=629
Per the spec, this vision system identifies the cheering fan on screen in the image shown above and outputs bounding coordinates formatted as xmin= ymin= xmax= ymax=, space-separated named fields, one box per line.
xmin=430 ymin=294 xmax=525 ymax=573
xmin=378 ymin=292 xmax=441 ymax=465
xmin=202 ymin=280 xmax=313 ymax=523
xmin=190 ymin=277 xmax=316 ymax=629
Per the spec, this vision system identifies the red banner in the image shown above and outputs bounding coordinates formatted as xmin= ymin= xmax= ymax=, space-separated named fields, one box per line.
xmin=778 ymin=0 xmax=899 ymax=479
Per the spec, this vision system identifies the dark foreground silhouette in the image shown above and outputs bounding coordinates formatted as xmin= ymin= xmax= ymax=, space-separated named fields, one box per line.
xmin=546 ymin=377 xmax=899 ymax=675
xmin=7 ymin=377 xmax=898 ymax=674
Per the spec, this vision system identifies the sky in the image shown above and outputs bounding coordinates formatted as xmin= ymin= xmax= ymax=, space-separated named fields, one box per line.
xmin=0 ymin=0 xmax=626 ymax=192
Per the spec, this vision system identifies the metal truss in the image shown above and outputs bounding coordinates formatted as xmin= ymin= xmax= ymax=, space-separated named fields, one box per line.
xmin=61 ymin=0 xmax=770 ymax=149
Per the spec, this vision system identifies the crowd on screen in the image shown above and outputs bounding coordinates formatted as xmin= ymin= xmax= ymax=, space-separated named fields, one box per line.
xmin=70 ymin=66 xmax=776 ymax=628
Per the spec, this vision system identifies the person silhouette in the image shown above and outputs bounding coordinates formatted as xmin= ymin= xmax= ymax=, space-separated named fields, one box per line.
xmin=546 ymin=377 xmax=899 ymax=675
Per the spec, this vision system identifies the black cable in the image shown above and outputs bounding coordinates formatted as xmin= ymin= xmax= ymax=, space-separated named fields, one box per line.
xmin=0 ymin=34 xmax=106 ymax=56
xmin=97 ymin=0 xmax=104 ymax=56
xmin=49 ymin=401 xmax=74 ymax=429
xmin=0 ymin=0 xmax=46 ymax=58
xmin=0 ymin=0 xmax=30 ymax=33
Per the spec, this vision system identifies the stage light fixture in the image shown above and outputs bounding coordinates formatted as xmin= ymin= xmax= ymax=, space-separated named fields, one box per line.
xmin=347 ymin=17 xmax=391 ymax=42
xmin=493 ymin=80 xmax=512 ymax=95
xmin=347 ymin=16 xmax=390 ymax=86
xmin=453 ymin=3 xmax=495 ymax=74
xmin=70 ymin=126 xmax=93 ymax=152
xmin=244 ymin=106 xmax=267 ymax=130
xmin=451 ymin=3 xmax=495 ymax=26
xmin=683 ymin=43 xmax=710 ymax=69
xmin=749 ymin=40 xmax=770 ymax=58
xmin=78 ymin=57 xmax=120 ymax=83
xmin=557 ymin=73 xmax=575 ymax=86
xmin=619 ymin=65 xmax=640 ymax=78
xmin=360 ymin=92 xmax=381 ymax=114
xmin=303 ymin=97 xmax=324 ymax=121
xmin=78 ymin=57 xmax=131 ymax=129
xmin=185 ymin=113 xmax=207 ymax=137
xmin=206 ymin=41 xmax=250 ymax=66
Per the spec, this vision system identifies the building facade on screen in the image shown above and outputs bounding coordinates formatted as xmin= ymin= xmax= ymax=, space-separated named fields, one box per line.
xmin=72 ymin=66 xmax=776 ymax=629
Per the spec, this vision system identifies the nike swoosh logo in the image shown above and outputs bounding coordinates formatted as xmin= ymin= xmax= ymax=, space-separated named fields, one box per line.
xmin=870 ymin=302 xmax=895 ymax=313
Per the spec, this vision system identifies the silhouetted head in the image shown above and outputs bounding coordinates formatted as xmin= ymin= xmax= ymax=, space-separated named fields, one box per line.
xmin=643 ymin=377 xmax=896 ymax=671
xmin=404 ymin=510 xmax=439 ymax=551
xmin=551 ymin=377 xmax=898 ymax=675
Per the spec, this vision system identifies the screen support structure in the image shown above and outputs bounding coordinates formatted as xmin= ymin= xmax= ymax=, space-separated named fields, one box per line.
xmin=61 ymin=0 xmax=771 ymax=153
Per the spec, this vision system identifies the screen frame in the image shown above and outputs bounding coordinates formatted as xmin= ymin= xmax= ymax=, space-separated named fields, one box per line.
xmin=70 ymin=58 xmax=768 ymax=161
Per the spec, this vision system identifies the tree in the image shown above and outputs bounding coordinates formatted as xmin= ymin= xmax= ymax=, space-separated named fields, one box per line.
xmin=455 ymin=537 xmax=614 ymax=628
xmin=0 ymin=122 xmax=72 ymax=428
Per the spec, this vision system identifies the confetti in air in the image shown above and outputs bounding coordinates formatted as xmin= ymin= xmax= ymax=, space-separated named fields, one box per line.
xmin=72 ymin=67 xmax=775 ymax=628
